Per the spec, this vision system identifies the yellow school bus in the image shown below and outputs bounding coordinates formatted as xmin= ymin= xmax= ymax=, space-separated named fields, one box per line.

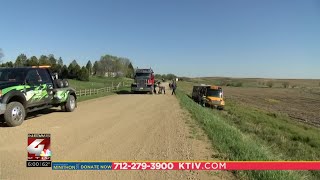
xmin=192 ymin=85 xmax=225 ymax=110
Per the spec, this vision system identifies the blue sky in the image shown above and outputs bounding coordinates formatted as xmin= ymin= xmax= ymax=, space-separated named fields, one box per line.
xmin=0 ymin=0 xmax=319 ymax=78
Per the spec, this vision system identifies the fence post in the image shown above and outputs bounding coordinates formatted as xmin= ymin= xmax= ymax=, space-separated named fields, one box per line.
xmin=90 ymin=89 xmax=91 ymax=95
xmin=79 ymin=89 xmax=82 ymax=97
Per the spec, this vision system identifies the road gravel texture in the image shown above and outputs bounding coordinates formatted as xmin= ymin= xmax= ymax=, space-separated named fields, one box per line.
xmin=0 ymin=83 xmax=233 ymax=180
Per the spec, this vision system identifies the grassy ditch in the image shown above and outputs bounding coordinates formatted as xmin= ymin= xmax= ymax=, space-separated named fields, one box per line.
xmin=176 ymin=89 xmax=318 ymax=180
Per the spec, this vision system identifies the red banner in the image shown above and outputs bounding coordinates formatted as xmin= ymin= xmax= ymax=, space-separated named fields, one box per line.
xmin=112 ymin=161 xmax=320 ymax=170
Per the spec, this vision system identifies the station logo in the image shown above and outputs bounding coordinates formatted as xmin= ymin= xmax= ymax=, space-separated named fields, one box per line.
xmin=27 ymin=134 xmax=51 ymax=160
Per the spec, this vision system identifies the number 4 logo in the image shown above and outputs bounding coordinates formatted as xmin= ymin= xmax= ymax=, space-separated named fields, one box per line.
xmin=27 ymin=139 xmax=45 ymax=156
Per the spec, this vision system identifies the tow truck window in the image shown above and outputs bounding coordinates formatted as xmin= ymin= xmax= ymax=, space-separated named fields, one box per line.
xmin=37 ymin=69 xmax=51 ymax=83
xmin=0 ymin=69 xmax=25 ymax=82
xmin=26 ymin=69 xmax=42 ymax=84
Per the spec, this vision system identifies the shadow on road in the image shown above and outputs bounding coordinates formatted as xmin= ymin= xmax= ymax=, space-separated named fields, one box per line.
xmin=26 ymin=108 xmax=62 ymax=120
xmin=116 ymin=90 xmax=156 ymax=95
xmin=0 ymin=108 xmax=63 ymax=128
xmin=116 ymin=90 xmax=133 ymax=94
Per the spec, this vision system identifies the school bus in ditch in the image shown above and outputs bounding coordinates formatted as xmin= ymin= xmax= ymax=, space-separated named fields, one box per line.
xmin=191 ymin=84 xmax=225 ymax=110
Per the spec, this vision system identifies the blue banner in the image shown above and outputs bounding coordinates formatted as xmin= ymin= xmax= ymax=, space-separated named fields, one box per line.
xmin=52 ymin=162 xmax=112 ymax=170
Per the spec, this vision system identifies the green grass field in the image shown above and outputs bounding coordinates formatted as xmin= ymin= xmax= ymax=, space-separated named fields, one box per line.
xmin=176 ymin=81 xmax=320 ymax=180
xmin=186 ymin=77 xmax=320 ymax=88
xmin=69 ymin=76 xmax=133 ymax=90
xmin=69 ymin=76 xmax=133 ymax=101
xmin=77 ymin=86 xmax=130 ymax=102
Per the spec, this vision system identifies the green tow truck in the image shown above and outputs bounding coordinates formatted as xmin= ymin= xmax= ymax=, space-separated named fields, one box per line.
xmin=0 ymin=66 xmax=77 ymax=127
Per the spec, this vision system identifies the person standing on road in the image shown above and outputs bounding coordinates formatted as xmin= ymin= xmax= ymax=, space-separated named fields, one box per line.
xmin=150 ymin=72 xmax=155 ymax=94
xmin=171 ymin=80 xmax=177 ymax=95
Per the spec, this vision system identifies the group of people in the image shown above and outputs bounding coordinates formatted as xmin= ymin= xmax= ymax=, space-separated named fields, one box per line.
xmin=153 ymin=81 xmax=166 ymax=94
xmin=153 ymin=80 xmax=177 ymax=95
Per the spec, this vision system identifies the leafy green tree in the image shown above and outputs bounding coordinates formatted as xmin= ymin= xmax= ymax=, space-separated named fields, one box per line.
xmin=55 ymin=57 xmax=64 ymax=75
xmin=61 ymin=65 xmax=69 ymax=79
xmin=70 ymin=59 xmax=79 ymax=67
xmin=78 ymin=66 xmax=89 ymax=81
xmin=282 ymin=82 xmax=290 ymax=88
xmin=155 ymin=74 xmax=162 ymax=79
xmin=26 ymin=56 xmax=39 ymax=66
xmin=93 ymin=61 xmax=104 ymax=76
xmin=68 ymin=60 xmax=81 ymax=79
xmin=48 ymin=54 xmax=58 ymax=72
xmin=58 ymin=57 xmax=63 ymax=67
xmin=113 ymin=59 xmax=122 ymax=74
xmin=92 ymin=61 xmax=98 ymax=75
xmin=86 ymin=60 xmax=92 ymax=75
xmin=166 ymin=74 xmax=177 ymax=80
xmin=160 ymin=74 xmax=167 ymax=80
xmin=267 ymin=81 xmax=274 ymax=88
xmin=39 ymin=55 xmax=49 ymax=65
xmin=126 ymin=62 xmax=134 ymax=78
xmin=48 ymin=54 xmax=56 ymax=65
xmin=100 ymin=55 xmax=114 ymax=76
xmin=15 ymin=54 xmax=27 ymax=67
xmin=92 ymin=54 xmax=134 ymax=77
xmin=6 ymin=61 xmax=14 ymax=67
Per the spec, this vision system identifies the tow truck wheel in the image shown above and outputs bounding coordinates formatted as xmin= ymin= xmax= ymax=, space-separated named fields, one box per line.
xmin=4 ymin=102 xmax=25 ymax=127
xmin=65 ymin=95 xmax=76 ymax=112
xmin=62 ymin=79 xmax=69 ymax=87
xmin=55 ymin=79 xmax=64 ymax=88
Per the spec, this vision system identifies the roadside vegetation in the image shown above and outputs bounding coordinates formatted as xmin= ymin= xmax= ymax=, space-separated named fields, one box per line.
xmin=0 ymin=53 xmax=136 ymax=81
xmin=77 ymin=86 xmax=131 ymax=102
xmin=69 ymin=76 xmax=133 ymax=90
xmin=177 ymin=81 xmax=320 ymax=180
xmin=267 ymin=81 xmax=274 ymax=88
xmin=183 ymin=77 xmax=320 ymax=89
xmin=69 ymin=76 xmax=133 ymax=102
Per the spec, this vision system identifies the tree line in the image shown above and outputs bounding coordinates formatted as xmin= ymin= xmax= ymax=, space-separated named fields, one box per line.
xmin=92 ymin=54 xmax=134 ymax=78
xmin=154 ymin=74 xmax=177 ymax=81
xmin=0 ymin=51 xmax=178 ymax=81
xmin=0 ymin=53 xmax=135 ymax=81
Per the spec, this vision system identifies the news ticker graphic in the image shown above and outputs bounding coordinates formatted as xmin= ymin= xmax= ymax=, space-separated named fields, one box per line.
xmin=27 ymin=161 xmax=52 ymax=167
xmin=27 ymin=133 xmax=52 ymax=167
xmin=52 ymin=162 xmax=112 ymax=170
xmin=51 ymin=161 xmax=320 ymax=170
